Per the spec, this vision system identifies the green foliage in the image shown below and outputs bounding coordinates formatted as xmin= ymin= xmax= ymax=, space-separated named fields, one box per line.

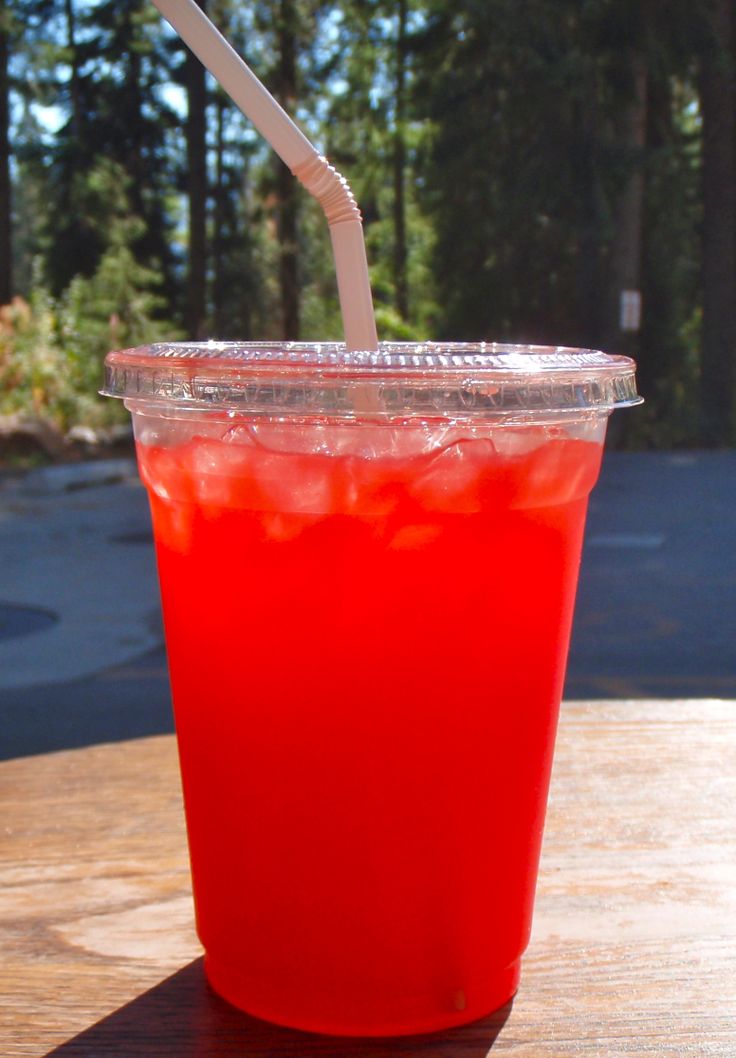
xmin=1 ymin=0 xmax=733 ymax=447
xmin=0 ymin=226 xmax=177 ymax=430
xmin=2 ymin=145 xmax=177 ymax=431
xmin=634 ymin=81 xmax=701 ymax=447
xmin=60 ymin=219 xmax=174 ymax=375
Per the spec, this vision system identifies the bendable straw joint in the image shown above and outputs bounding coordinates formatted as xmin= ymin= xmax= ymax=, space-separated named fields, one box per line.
xmin=292 ymin=155 xmax=362 ymax=227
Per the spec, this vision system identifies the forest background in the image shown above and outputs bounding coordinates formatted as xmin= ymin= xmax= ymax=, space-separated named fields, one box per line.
xmin=1 ymin=0 xmax=735 ymax=453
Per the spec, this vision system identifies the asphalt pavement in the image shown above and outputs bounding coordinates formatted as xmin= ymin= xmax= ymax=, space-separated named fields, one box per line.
xmin=1 ymin=449 xmax=734 ymax=760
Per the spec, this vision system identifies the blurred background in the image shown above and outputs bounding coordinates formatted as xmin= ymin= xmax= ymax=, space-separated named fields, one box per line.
xmin=1 ymin=0 xmax=735 ymax=452
xmin=0 ymin=2 xmax=735 ymax=759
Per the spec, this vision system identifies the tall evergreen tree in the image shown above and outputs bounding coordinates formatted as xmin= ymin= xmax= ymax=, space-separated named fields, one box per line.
xmin=272 ymin=0 xmax=302 ymax=339
xmin=0 ymin=0 xmax=726 ymax=448
xmin=184 ymin=0 xmax=208 ymax=338
xmin=204 ymin=0 xmax=286 ymax=340
xmin=416 ymin=0 xmax=596 ymax=342
xmin=700 ymin=0 xmax=736 ymax=444
xmin=318 ymin=0 xmax=431 ymax=335
xmin=0 ymin=0 xmax=11 ymax=305
xmin=392 ymin=0 xmax=409 ymax=320
xmin=600 ymin=27 xmax=648 ymax=358
xmin=36 ymin=0 xmax=176 ymax=301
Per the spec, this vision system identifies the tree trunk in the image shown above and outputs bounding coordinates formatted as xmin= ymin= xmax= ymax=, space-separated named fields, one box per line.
xmin=122 ymin=5 xmax=146 ymax=223
xmin=275 ymin=0 xmax=299 ymax=340
xmin=64 ymin=0 xmax=83 ymax=144
xmin=639 ymin=70 xmax=677 ymax=400
xmin=700 ymin=0 xmax=736 ymax=445
xmin=604 ymin=54 xmax=648 ymax=358
xmin=212 ymin=90 xmax=226 ymax=336
xmin=185 ymin=0 xmax=209 ymax=339
xmin=572 ymin=92 xmax=605 ymax=349
xmin=392 ymin=0 xmax=408 ymax=320
xmin=275 ymin=163 xmax=299 ymax=339
xmin=0 ymin=1 xmax=12 ymax=306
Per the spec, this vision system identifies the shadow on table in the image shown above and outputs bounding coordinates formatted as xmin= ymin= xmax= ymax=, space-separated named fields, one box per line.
xmin=45 ymin=958 xmax=512 ymax=1057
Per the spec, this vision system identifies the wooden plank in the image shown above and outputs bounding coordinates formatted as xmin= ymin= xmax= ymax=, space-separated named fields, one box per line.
xmin=0 ymin=736 xmax=199 ymax=1057
xmin=1 ymin=700 xmax=734 ymax=1056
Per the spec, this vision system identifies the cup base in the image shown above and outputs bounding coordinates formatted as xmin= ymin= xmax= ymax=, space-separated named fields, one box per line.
xmin=204 ymin=952 xmax=521 ymax=1037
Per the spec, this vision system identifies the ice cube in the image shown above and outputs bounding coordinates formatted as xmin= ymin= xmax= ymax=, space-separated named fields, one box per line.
xmin=410 ymin=438 xmax=497 ymax=513
xmin=387 ymin=523 xmax=443 ymax=550
xmin=188 ymin=437 xmax=257 ymax=509
xmin=149 ymin=496 xmax=195 ymax=555
xmin=491 ymin=426 xmax=548 ymax=457
xmin=259 ymin=511 xmax=321 ymax=542
xmin=253 ymin=449 xmax=337 ymax=515
xmin=138 ymin=446 xmax=193 ymax=504
xmin=249 ymin=420 xmax=465 ymax=459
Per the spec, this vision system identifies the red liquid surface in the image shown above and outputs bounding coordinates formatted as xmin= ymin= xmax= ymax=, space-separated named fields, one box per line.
xmin=138 ymin=424 xmax=602 ymax=1035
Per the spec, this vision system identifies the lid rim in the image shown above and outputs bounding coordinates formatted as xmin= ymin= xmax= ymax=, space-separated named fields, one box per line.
xmin=106 ymin=339 xmax=637 ymax=370
xmin=102 ymin=341 xmax=642 ymax=416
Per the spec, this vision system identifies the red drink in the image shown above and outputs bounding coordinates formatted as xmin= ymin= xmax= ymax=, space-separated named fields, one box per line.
xmin=137 ymin=421 xmax=602 ymax=1034
xmin=104 ymin=340 xmax=639 ymax=1035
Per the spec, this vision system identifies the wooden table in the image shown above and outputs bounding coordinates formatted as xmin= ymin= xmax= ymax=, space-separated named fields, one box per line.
xmin=2 ymin=700 xmax=735 ymax=1057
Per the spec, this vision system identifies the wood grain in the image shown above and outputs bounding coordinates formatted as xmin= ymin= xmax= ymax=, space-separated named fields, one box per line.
xmin=1 ymin=700 xmax=735 ymax=1056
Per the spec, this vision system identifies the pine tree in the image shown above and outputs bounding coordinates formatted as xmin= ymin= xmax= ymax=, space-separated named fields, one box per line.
xmin=183 ymin=0 xmax=208 ymax=338
xmin=699 ymin=0 xmax=736 ymax=444
xmin=273 ymin=0 xmax=301 ymax=338
xmin=35 ymin=0 xmax=176 ymax=303
xmin=0 ymin=0 xmax=11 ymax=305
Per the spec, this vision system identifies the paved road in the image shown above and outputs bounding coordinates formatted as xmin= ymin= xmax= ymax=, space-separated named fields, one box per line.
xmin=1 ymin=450 xmax=734 ymax=760
xmin=568 ymin=450 xmax=736 ymax=700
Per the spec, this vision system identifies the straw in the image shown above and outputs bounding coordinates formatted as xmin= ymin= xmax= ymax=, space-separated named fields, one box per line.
xmin=151 ymin=0 xmax=378 ymax=353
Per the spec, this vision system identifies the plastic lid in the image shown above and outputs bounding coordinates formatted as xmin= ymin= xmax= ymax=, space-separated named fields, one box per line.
xmin=102 ymin=341 xmax=642 ymax=421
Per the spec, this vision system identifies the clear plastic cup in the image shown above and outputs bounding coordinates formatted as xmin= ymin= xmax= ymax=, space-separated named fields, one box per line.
xmin=103 ymin=341 xmax=640 ymax=1036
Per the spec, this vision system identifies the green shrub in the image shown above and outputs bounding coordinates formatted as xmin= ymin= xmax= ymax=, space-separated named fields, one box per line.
xmin=1 ymin=228 xmax=178 ymax=433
